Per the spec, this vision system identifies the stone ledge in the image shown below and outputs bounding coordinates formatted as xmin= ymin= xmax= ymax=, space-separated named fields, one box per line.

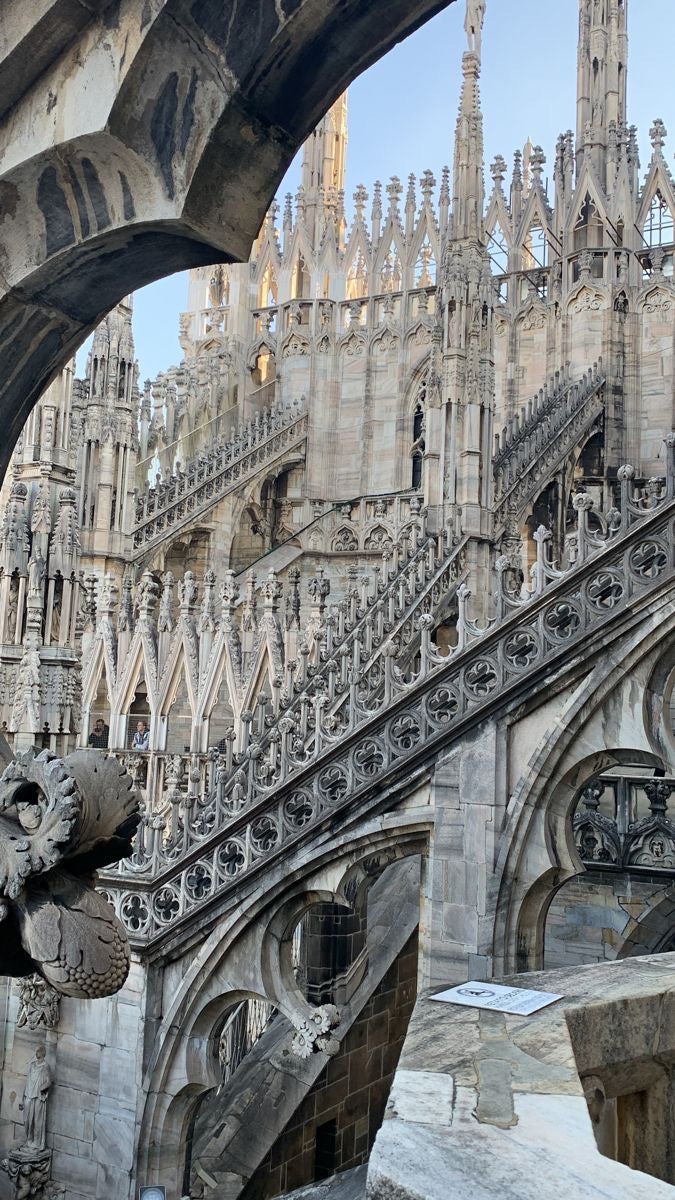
xmin=367 ymin=954 xmax=675 ymax=1199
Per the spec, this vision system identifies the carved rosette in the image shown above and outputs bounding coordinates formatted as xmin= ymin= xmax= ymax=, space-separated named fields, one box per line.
xmin=0 ymin=749 xmax=139 ymax=999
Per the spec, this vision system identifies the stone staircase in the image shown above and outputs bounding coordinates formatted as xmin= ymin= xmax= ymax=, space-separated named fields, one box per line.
xmin=131 ymin=399 xmax=308 ymax=562
xmin=493 ymin=362 xmax=605 ymax=526
xmin=100 ymin=440 xmax=675 ymax=944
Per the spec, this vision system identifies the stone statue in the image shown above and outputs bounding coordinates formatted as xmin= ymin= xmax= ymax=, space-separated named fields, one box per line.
xmin=465 ymin=0 xmax=486 ymax=56
xmin=27 ymin=550 xmax=45 ymax=599
xmin=0 ymin=747 xmax=139 ymax=998
xmin=21 ymin=1047 xmax=50 ymax=1151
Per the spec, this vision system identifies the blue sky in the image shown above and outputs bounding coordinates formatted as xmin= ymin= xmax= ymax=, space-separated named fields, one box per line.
xmin=76 ymin=0 xmax=675 ymax=381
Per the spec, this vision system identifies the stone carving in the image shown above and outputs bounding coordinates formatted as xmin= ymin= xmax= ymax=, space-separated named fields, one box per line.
xmin=464 ymin=0 xmax=486 ymax=56
xmin=1 ymin=1148 xmax=59 ymax=1200
xmin=0 ymin=1046 xmax=61 ymax=1200
xmin=290 ymin=1003 xmax=340 ymax=1058
xmin=21 ymin=1046 xmax=51 ymax=1151
xmin=16 ymin=976 xmax=60 ymax=1031
xmin=571 ymin=287 xmax=602 ymax=313
xmin=643 ymin=288 xmax=673 ymax=314
xmin=0 ymin=748 xmax=138 ymax=997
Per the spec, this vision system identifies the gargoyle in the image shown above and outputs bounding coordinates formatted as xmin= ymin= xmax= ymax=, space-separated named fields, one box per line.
xmin=0 ymin=745 xmax=139 ymax=998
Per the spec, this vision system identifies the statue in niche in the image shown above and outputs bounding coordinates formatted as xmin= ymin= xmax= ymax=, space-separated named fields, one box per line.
xmin=465 ymin=0 xmax=486 ymax=56
xmin=20 ymin=1046 xmax=50 ymax=1151
xmin=27 ymin=551 xmax=45 ymax=601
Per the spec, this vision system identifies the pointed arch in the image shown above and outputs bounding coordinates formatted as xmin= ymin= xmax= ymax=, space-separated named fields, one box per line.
xmin=486 ymin=219 xmax=510 ymax=280
xmin=637 ymin=160 xmax=675 ymax=245
xmin=644 ymin=190 xmax=675 ymax=248
xmin=257 ymin=258 xmax=279 ymax=309
xmin=290 ymin=249 xmax=311 ymax=300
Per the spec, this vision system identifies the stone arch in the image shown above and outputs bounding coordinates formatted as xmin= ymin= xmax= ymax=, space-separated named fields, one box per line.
xmin=0 ymin=0 xmax=451 ymax=480
xmin=135 ymin=823 xmax=426 ymax=1186
xmin=492 ymin=612 xmax=675 ymax=977
xmin=616 ymin=884 xmax=675 ymax=958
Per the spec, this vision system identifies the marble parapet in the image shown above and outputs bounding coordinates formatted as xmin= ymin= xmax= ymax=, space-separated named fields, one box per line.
xmin=367 ymin=953 xmax=675 ymax=1199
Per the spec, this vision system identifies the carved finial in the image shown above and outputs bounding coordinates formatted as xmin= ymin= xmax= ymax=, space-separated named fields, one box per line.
xmin=490 ymin=155 xmax=507 ymax=189
xmin=530 ymin=145 xmax=546 ymax=187
xmin=512 ymin=149 xmax=522 ymax=189
xmin=386 ymin=176 xmax=403 ymax=216
xmin=353 ymin=184 xmax=367 ymax=222
xmin=650 ymin=118 xmax=667 ymax=154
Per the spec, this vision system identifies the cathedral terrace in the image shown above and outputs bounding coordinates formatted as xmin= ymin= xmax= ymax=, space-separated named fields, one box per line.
xmin=0 ymin=2 xmax=674 ymax=1198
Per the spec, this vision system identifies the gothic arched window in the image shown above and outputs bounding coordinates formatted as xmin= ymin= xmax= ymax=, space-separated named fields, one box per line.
xmin=574 ymin=193 xmax=604 ymax=250
xmin=415 ymin=240 xmax=436 ymax=288
xmin=259 ymin=263 xmax=278 ymax=309
xmin=523 ymin=225 xmax=547 ymax=270
xmin=644 ymin=191 xmax=674 ymax=248
xmin=488 ymin=223 xmax=509 ymax=275
xmin=291 ymin=252 xmax=310 ymax=300
xmin=346 ymin=249 xmax=368 ymax=299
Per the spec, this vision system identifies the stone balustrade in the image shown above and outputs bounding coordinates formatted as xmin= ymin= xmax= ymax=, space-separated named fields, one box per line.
xmin=132 ymin=399 xmax=308 ymax=559
xmin=574 ymin=773 xmax=675 ymax=871
xmin=493 ymin=362 xmax=606 ymax=524
xmin=99 ymin=438 xmax=675 ymax=943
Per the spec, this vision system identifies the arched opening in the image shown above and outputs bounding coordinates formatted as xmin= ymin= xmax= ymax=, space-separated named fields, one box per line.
xmin=644 ymin=191 xmax=674 ymax=248
xmin=523 ymin=224 xmax=547 ymax=270
xmin=259 ymin=263 xmax=279 ymax=310
xmin=291 ymin=252 xmax=311 ymax=300
xmin=164 ymin=530 xmax=212 ymax=579
xmin=574 ymin=193 xmax=605 ymax=251
xmin=487 ymin=222 xmax=509 ymax=279
xmin=251 ymin=347 xmax=277 ymax=388
xmin=229 ymin=505 xmax=268 ymax=573
xmin=544 ymin=759 xmax=675 ymax=971
xmin=346 ymin=248 xmax=369 ymax=299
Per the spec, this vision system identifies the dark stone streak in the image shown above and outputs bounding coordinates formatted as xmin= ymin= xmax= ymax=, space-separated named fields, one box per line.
xmin=180 ymin=69 xmax=198 ymax=157
xmin=81 ymin=158 xmax=111 ymax=232
xmin=37 ymin=167 xmax=75 ymax=257
xmin=67 ymin=165 xmax=90 ymax=240
xmin=0 ymin=181 xmax=20 ymax=222
xmin=225 ymin=0 xmax=280 ymax=84
xmin=119 ymin=173 xmax=136 ymax=222
xmin=151 ymin=74 xmax=179 ymax=200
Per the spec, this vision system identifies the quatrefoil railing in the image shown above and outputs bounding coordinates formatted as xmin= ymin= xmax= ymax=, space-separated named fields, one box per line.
xmin=100 ymin=440 xmax=675 ymax=944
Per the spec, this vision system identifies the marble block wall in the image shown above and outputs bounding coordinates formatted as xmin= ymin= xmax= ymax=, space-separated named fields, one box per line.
xmin=545 ymin=872 xmax=675 ymax=968
xmin=0 ymin=960 xmax=147 ymax=1200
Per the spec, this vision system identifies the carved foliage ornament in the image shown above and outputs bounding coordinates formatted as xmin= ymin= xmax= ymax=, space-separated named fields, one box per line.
xmin=0 ymin=749 xmax=138 ymax=998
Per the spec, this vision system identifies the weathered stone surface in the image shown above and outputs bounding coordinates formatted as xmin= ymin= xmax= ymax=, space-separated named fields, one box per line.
xmin=278 ymin=1164 xmax=367 ymax=1199
xmin=0 ymin=0 xmax=454 ymax=477
xmin=368 ymin=956 xmax=675 ymax=1199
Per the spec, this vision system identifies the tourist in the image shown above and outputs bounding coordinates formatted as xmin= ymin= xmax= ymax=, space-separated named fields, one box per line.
xmin=132 ymin=720 xmax=150 ymax=751
xmin=87 ymin=717 xmax=109 ymax=748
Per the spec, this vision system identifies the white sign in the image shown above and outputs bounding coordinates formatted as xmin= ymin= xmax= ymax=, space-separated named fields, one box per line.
xmin=429 ymin=981 xmax=562 ymax=1015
